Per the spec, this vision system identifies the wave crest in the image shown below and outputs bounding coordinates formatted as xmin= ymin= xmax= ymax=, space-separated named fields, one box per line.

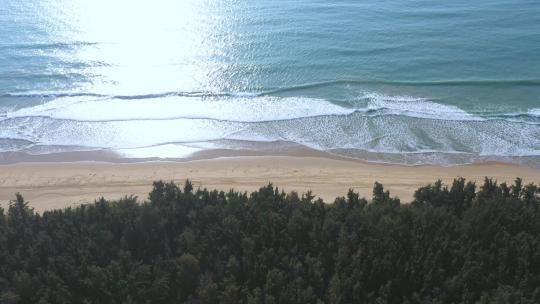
xmin=362 ymin=93 xmax=482 ymax=121
xmin=6 ymin=95 xmax=354 ymax=122
xmin=5 ymin=92 xmax=539 ymax=123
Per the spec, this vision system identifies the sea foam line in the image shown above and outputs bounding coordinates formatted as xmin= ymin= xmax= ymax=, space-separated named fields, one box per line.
xmin=4 ymin=93 xmax=487 ymax=123
xmin=3 ymin=91 xmax=539 ymax=124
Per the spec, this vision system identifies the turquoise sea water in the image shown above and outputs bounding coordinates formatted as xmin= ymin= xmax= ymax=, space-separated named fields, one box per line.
xmin=0 ymin=0 xmax=539 ymax=164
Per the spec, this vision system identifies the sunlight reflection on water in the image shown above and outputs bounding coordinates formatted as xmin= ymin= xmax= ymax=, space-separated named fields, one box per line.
xmin=37 ymin=0 xmax=238 ymax=94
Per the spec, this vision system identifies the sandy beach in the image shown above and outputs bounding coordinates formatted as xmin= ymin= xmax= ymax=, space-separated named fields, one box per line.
xmin=1 ymin=155 xmax=539 ymax=213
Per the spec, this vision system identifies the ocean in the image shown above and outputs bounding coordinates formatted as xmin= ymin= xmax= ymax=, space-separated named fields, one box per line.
xmin=0 ymin=0 xmax=539 ymax=165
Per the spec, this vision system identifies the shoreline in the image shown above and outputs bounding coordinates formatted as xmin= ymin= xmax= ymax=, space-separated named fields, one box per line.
xmin=0 ymin=141 xmax=351 ymax=165
xmin=1 ymin=152 xmax=539 ymax=213
xmin=2 ymin=144 xmax=539 ymax=167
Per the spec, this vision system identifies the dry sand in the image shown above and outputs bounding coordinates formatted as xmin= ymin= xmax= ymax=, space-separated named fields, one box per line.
xmin=1 ymin=156 xmax=539 ymax=213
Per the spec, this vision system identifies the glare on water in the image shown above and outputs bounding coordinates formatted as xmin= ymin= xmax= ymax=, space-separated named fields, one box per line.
xmin=36 ymin=0 xmax=234 ymax=94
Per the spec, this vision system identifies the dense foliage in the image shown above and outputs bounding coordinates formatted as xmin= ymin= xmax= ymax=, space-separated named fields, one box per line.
xmin=1 ymin=178 xmax=540 ymax=303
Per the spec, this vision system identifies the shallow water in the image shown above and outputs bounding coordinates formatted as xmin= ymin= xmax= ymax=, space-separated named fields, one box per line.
xmin=0 ymin=0 xmax=539 ymax=164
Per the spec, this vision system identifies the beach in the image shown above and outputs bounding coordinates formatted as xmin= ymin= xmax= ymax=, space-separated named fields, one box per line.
xmin=1 ymin=0 xmax=539 ymax=213
xmin=1 ymin=153 xmax=539 ymax=213
xmin=2 ymin=0 xmax=540 ymax=301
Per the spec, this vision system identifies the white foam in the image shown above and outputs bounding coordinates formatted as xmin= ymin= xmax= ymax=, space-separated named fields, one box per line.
xmin=363 ymin=93 xmax=483 ymax=121
xmin=7 ymin=95 xmax=355 ymax=122
xmin=6 ymin=92 xmax=490 ymax=123
xmin=1 ymin=105 xmax=539 ymax=161
xmin=2 ymin=92 xmax=538 ymax=162
xmin=0 ymin=116 xmax=241 ymax=149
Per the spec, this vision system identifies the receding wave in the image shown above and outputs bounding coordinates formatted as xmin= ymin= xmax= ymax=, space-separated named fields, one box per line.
xmin=1 ymin=91 xmax=539 ymax=164
xmin=0 ymin=138 xmax=35 ymax=153
xmin=1 ymin=111 xmax=539 ymax=163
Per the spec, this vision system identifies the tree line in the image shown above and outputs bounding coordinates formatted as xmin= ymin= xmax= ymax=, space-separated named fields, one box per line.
xmin=1 ymin=177 xmax=540 ymax=303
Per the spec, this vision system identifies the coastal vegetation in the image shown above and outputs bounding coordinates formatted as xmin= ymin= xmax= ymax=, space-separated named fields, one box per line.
xmin=1 ymin=178 xmax=540 ymax=303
